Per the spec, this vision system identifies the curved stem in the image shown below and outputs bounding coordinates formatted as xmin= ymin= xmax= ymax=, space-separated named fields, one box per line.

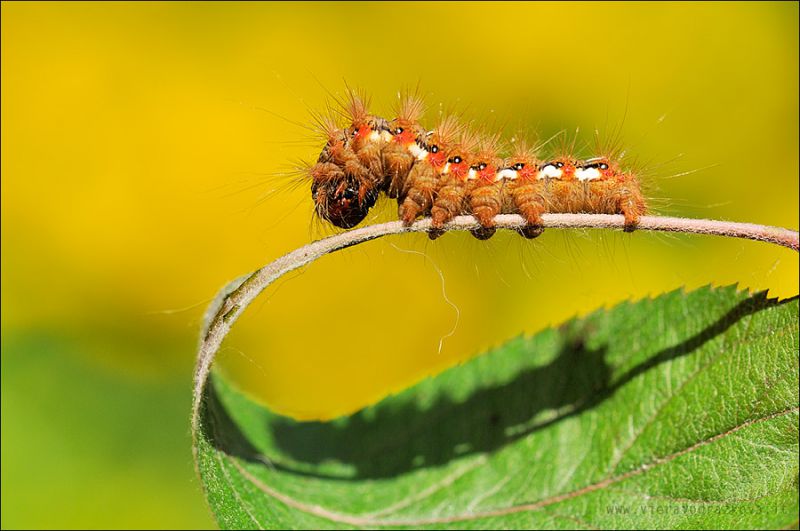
xmin=191 ymin=213 xmax=798 ymax=458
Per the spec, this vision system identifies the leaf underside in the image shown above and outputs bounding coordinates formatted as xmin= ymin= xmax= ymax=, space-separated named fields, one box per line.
xmin=195 ymin=286 xmax=799 ymax=530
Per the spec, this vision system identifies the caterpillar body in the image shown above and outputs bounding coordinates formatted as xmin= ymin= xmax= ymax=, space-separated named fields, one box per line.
xmin=308 ymin=91 xmax=647 ymax=238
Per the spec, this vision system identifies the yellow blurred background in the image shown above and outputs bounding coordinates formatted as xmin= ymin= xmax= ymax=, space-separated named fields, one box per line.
xmin=2 ymin=2 xmax=797 ymax=528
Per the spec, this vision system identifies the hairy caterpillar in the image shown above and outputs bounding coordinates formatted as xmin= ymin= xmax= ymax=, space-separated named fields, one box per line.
xmin=308 ymin=91 xmax=647 ymax=238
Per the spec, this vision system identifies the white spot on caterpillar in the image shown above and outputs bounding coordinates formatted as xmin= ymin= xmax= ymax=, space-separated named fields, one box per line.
xmin=576 ymin=167 xmax=601 ymax=181
xmin=442 ymin=162 xmax=451 ymax=174
xmin=539 ymin=164 xmax=562 ymax=179
xmin=467 ymin=168 xmax=478 ymax=180
xmin=496 ymin=168 xmax=518 ymax=180
xmin=380 ymin=130 xmax=393 ymax=142
xmin=408 ymin=143 xmax=429 ymax=160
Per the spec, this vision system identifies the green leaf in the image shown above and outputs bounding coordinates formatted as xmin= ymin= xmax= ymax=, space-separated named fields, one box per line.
xmin=195 ymin=286 xmax=799 ymax=529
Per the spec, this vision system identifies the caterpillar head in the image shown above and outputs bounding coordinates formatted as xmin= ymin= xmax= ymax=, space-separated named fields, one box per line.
xmin=310 ymin=171 xmax=378 ymax=229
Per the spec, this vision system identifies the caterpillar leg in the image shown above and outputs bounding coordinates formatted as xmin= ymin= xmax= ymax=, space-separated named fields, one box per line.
xmin=383 ymin=144 xmax=415 ymax=198
xmin=471 ymin=225 xmax=496 ymax=240
xmin=502 ymin=150 xmax=547 ymax=239
xmin=621 ymin=203 xmax=644 ymax=232
xmin=398 ymin=183 xmax=435 ymax=225
xmin=427 ymin=228 xmax=445 ymax=240
xmin=469 ymin=207 xmax=498 ymax=240
xmin=622 ymin=210 xmax=638 ymax=232
xmin=511 ymin=186 xmax=546 ymax=239
xmin=618 ymin=187 xmax=646 ymax=233
xmin=429 ymin=206 xmax=462 ymax=239
xmin=398 ymin=163 xmax=438 ymax=226
xmin=519 ymin=226 xmax=544 ymax=239
xmin=428 ymin=207 xmax=450 ymax=240
xmin=429 ymin=177 xmax=467 ymax=240
xmin=469 ymin=181 xmax=503 ymax=240
xmin=518 ymin=205 xmax=545 ymax=239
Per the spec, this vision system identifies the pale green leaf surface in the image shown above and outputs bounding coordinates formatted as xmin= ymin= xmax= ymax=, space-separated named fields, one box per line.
xmin=195 ymin=286 xmax=799 ymax=529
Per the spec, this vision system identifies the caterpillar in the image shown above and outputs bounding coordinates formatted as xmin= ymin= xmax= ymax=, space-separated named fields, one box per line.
xmin=307 ymin=91 xmax=647 ymax=238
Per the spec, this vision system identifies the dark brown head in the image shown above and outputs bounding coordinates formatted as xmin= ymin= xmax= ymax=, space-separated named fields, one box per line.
xmin=311 ymin=175 xmax=378 ymax=229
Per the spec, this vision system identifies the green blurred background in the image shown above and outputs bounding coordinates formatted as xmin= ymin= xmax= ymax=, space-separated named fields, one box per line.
xmin=2 ymin=2 xmax=797 ymax=528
